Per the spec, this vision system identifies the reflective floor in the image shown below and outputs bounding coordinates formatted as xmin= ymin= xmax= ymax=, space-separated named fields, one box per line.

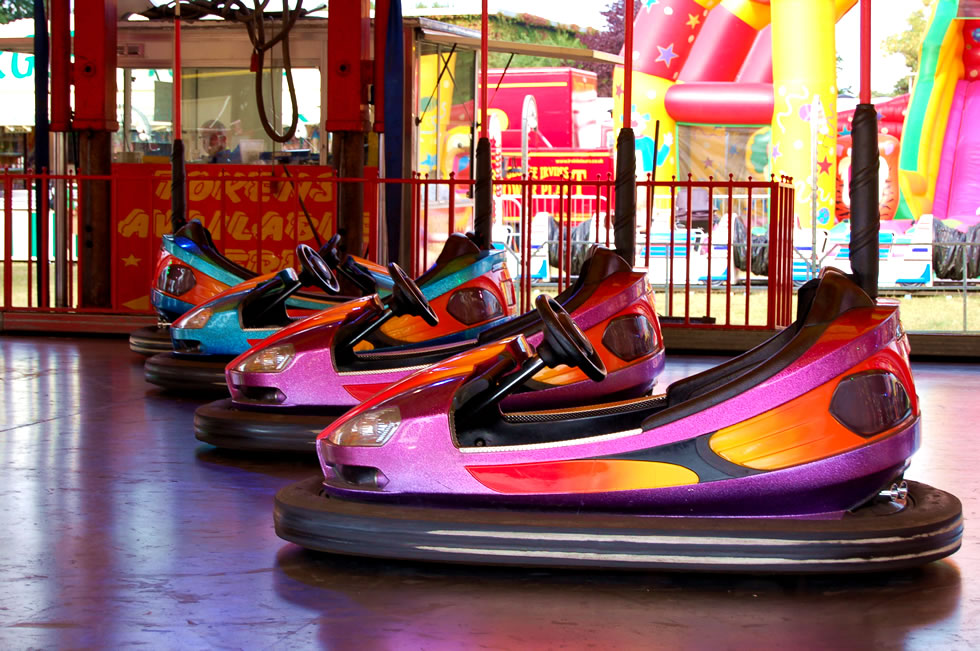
xmin=0 ymin=336 xmax=976 ymax=648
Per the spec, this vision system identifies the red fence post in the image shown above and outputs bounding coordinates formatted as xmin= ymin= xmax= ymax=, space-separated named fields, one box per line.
xmin=668 ymin=182 xmax=675 ymax=317
xmin=39 ymin=169 xmax=50 ymax=307
xmin=766 ymin=179 xmax=776 ymax=330
xmin=422 ymin=174 xmax=429 ymax=271
xmin=3 ymin=170 xmax=11 ymax=308
xmin=411 ymin=174 xmax=419 ymax=276
xmin=726 ymin=175 xmax=734 ymax=326
xmin=706 ymin=179 xmax=714 ymax=320
xmin=684 ymin=175 xmax=692 ymax=324
xmin=565 ymin=176 xmax=572 ymax=289
xmin=68 ymin=172 xmax=76 ymax=307
xmin=27 ymin=172 xmax=33 ymax=308
xmin=448 ymin=171 xmax=456 ymax=236
xmin=745 ymin=182 xmax=753 ymax=326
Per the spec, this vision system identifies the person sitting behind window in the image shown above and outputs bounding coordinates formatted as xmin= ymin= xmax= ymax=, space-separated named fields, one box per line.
xmin=200 ymin=119 xmax=242 ymax=164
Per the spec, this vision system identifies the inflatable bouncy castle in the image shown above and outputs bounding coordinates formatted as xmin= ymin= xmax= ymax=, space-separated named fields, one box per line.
xmin=898 ymin=0 xmax=980 ymax=280
xmin=613 ymin=0 xmax=857 ymax=230
xmin=614 ymin=0 xmax=940 ymax=286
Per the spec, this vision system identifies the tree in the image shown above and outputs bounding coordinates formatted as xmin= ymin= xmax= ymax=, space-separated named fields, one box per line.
xmin=444 ymin=13 xmax=585 ymax=69
xmin=0 ymin=0 xmax=33 ymax=24
xmin=578 ymin=0 xmax=642 ymax=96
xmin=882 ymin=1 xmax=933 ymax=95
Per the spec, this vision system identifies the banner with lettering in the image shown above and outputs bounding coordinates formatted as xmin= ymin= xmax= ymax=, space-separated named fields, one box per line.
xmin=112 ymin=163 xmax=338 ymax=313
xmin=498 ymin=149 xmax=614 ymax=224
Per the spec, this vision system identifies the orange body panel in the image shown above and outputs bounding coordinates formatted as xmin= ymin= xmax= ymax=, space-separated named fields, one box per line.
xmin=379 ymin=266 xmax=515 ymax=343
xmin=710 ymin=347 xmax=916 ymax=471
xmin=466 ymin=459 xmax=699 ymax=494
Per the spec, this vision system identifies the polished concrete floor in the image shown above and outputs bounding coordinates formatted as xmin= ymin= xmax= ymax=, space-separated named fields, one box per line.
xmin=0 ymin=335 xmax=977 ymax=649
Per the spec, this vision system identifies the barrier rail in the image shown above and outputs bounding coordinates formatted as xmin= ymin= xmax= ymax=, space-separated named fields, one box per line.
xmin=406 ymin=173 xmax=795 ymax=329
xmin=4 ymin=167 xmax=805 ymax=333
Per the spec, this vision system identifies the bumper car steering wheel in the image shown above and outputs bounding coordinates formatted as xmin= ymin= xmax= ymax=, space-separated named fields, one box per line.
xmin=535 ymin=294 xmax=606 ymax=382
xmin=297 ymin=243 xmax=341 ymax=295
xmin=387 ymin=263 xmax=439 ymax=326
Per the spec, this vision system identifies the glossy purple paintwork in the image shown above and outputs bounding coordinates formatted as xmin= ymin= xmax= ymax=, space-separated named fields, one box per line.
xmin=318 ymin=291 xmax=917 ymax=517
xmin=227 ymin=272 xmax=661 ymax=410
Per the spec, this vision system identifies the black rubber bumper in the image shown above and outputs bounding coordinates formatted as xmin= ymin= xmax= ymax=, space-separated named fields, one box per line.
xmin=144 ymin=352 xmax=232 ymax=393
xmin=195 ymin=398 xmax=349 ymax=452
xmin=274 ymin=478 xmax=963 ymax=573
xmin=129 ymin=325 xmax=173 ymax=356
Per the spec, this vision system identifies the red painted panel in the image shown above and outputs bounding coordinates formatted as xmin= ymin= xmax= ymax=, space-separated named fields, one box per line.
xmin=736 ymin=25 xmax=773 ymax=84
xmin=326 ymin=0 xmax=368 ymax=131
xmin=73 ymin=0 xmax=117 ymax=131
xmin=111 ymin=163 xmax=338 ymax=313
xmin=628 ymin=0 xmax=708 ymax=79
xmin=665 ymin=82 xmax=774 ymax=125
xmin=679 ymin=7 xmax=758 ymax=83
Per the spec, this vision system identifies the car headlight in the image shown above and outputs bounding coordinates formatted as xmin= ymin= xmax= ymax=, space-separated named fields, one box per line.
xmin=174 ymin=307 xmax=212 ymax=329
xmin=327 ymin=406 xmax=401 ymax=447
xmin=235 ymin=343 xmax=296 ymax=373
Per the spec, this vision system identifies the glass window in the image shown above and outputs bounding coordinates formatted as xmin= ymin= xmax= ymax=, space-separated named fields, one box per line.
xmin=114 ymin=67 xmax=321 ymax=165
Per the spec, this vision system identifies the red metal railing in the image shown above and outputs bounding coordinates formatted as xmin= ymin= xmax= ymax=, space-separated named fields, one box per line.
xmin=403 ymin=172 xmax=794 ymax=328
xmin=2 ymin=167 xmax=795 ymax=332
xmin=1 ymin=166 xmax=345 ymax=315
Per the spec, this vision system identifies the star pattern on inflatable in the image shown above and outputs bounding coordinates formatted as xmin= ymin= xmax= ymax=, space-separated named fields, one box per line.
xmin=686 ymin=13 xmax=700 ymax=29
xmin=122 ymin=254 xmax=141 ymax=267
xmin=644 ymin=0 xmax=660 ymax=7
xmin=818 ymin=156 xmax=832 ymax=175
xmin=655 ymin=44 xmax=679 ymax=67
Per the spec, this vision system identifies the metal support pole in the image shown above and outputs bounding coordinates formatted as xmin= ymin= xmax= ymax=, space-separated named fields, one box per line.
xmin=52 ymin=133 xmax=69 ymax=307
xmin=123 ymin=72 xmax=132 ymax=153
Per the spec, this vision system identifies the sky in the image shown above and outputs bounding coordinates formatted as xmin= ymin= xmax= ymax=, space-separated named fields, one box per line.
xmin=412 ymin=0 xmax=929 ymax=97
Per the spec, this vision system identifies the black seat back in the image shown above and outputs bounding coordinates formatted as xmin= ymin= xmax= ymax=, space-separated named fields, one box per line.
xmin=414 ymin=233 xmax=482 ymax=287
xmin=175 ymin=220 xmax=257 ymax=280
xmin=240 ymin=268 xmax=303 ymax=329
xmin=475 ymin=246 xmax=632 ymax=344
xmin=650 ymin=269 xmax=875 ymax=426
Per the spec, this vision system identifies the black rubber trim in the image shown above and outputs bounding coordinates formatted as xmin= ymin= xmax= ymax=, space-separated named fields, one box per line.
xmin=128 ymin=325 xmax=173 ymax=356
xmin=144 ymin=352 xmax=232 ymax=393
xmin=274 ymin=478 xmax=962 ymax=573
xmin=194 ymin=398 xmax=348 ymax=451
xmin=475 ymin=246 xmax=632 ymax=345
xmin=593 ymin=435 xmax=760 ymax=483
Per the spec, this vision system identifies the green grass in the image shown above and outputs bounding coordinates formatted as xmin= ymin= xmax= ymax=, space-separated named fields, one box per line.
xmin=1 ymin=261 xmax=74 ymax=308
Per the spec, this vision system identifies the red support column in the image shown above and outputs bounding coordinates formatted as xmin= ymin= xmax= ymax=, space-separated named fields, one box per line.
xmin=481 ymin=0 xmax=489 ymax=139
xmin=623 ymin=0 xmax=633 ymax=130
xmin=49 ymin=0 xmax=71 ymax=132
xmin=860 ymin=0 xmax=872 ymax=104
xmin=73 ymin=0 xmax=117 ymax=308
xmin=174 ymin=3 xmax=182 ymax=139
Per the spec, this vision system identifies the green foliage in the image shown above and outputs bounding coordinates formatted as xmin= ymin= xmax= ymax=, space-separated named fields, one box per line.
xmin=440 ymin=14 xmax=586 ymax=68
xmin=0 ymin=0 xmax=33 ymax=24
xmin=881 ymin=0 xmax=933 ymax=95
